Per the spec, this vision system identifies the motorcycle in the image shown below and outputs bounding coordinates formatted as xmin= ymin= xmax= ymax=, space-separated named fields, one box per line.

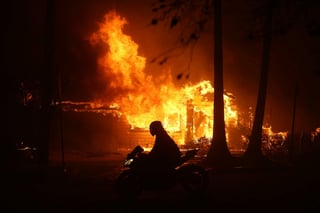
xmin=116 ymin=145 xmax=209 ymax=198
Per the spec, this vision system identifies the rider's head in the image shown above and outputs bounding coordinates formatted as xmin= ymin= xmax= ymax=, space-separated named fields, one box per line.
xmin=149 ymin=120 xmax=164 ymax=136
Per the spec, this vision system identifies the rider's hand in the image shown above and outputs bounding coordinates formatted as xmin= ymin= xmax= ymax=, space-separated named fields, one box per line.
xmin=127 ymin=153 xmax=134 ymax=159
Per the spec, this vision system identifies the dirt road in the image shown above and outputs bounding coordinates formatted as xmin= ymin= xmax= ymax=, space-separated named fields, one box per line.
xmin=3 ymin=152 xmax=320 ymax=212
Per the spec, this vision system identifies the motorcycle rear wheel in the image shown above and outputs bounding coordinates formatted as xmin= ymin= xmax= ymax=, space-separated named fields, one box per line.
xmin=179 ymin=164 xmax=209 ymax=194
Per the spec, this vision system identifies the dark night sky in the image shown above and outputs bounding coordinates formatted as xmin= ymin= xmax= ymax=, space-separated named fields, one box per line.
xmin=5 ymin=0 xmax=320 ymax=133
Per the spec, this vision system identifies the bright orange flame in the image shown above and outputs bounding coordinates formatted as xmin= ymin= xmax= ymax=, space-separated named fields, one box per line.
xmin=262 ymin=125 xmax=288 ymax=141
xmin=90 ymin=11 xmax=146 ymax=90
xmin=89 ymin=10 xmax=239 ymax=145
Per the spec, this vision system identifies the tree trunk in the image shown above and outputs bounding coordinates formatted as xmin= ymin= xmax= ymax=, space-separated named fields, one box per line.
xmin=289 ymin=82 xmax=298 ymax=162
xmin=206 ymin=0 xmax=234 ymax=169
xmin=38 ymin=0 xmax=56 ymax=171
xmin=242 ymin=0 xmax=274 ymax=167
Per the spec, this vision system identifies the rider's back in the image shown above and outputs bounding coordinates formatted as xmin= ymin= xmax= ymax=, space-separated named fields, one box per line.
xmin=148 ymin=131 xmax=182 ymax=170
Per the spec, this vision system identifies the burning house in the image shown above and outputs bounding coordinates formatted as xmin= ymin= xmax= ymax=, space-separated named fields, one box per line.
xmin=58 ymin=10 xmax=243 ymax=152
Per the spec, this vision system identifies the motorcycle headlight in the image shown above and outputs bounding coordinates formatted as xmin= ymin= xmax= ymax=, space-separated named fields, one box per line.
xmin=124 ymin=158 xmax=134 ymax=166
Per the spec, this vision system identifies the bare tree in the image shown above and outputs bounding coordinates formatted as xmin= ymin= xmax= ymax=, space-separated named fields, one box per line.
xmin=150 ymin=0 xmax=234 ymax=168
xmin=205 ymin=0 xmax=234 ymax=168
xmin=242 ymin=0 xmax=320 ymax=167
xmin=242 ymin=0 xmax=274 ymax=167
xmin=37 ymin=0 xmax=56 ymax=170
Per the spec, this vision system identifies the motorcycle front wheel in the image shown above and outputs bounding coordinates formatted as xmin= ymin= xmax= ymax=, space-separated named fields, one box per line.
xmin=179 ymin=164 xmax=209 ymax=194
xmin=116 ymin=169 xmax=142 ymax=199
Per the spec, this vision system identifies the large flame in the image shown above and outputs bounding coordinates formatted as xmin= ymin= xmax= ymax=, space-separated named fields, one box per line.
xmin=88 ymin=10 xmax=238 ymax=145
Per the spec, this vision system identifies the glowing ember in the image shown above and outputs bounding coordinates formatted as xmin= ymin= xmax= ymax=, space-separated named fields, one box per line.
xmin=87 ymin=10 xmax=239 ymax=145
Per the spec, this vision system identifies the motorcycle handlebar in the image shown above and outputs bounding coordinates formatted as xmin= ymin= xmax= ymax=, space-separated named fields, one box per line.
xmin=127 ymin=145 xmax=144 ymax=159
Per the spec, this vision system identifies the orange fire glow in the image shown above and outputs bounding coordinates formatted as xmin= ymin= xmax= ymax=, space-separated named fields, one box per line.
xmin=88 ymin=10 xmax=239 ymax=145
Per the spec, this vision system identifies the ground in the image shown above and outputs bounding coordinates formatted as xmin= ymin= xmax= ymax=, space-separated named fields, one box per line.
xmin=2 ymin=150 xmax=320 ymax=212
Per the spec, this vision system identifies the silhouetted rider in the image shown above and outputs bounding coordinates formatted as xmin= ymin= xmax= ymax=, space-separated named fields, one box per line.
xmin=147 ymin=120 xmax=182 ymax=171
xmin=131 ymin=121 xmax=182 ymax=175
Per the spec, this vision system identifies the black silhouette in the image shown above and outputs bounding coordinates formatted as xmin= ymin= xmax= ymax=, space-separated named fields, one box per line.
xmin=146 ymin=120 xmax=182 ymax=170
xmin=116 ymin=121 xmax=209 ymax=198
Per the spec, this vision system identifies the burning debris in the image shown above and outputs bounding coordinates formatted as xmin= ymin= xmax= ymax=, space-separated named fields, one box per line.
xmin=59 ymin=100 xmax=122 ymax=117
